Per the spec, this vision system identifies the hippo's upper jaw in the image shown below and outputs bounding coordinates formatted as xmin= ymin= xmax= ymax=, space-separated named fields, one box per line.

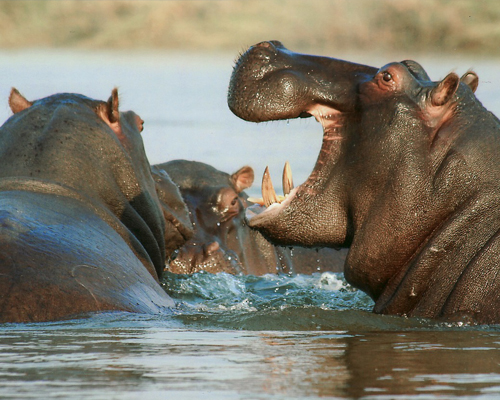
xmin=228 ymin=40 xmax=377 ymax=122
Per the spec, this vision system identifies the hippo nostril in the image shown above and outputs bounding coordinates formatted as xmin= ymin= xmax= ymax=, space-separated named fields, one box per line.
xmin=256 ymin=41 xmax=273 ymax=49
xmin=255 ymin=40 xmax=284 ymax=52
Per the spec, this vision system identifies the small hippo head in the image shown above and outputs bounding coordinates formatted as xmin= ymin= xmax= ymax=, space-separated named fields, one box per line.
xmin=155 ymin=160 xmax=255 ymax=274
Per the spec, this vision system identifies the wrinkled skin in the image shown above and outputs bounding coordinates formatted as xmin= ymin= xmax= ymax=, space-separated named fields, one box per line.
xmin=0 ymin=89 xmax=185 ymax=322
xmin=228 ymin=40 xmax=500 ymax=325
xmin=155 ymin=160 xmax=345 ymax=275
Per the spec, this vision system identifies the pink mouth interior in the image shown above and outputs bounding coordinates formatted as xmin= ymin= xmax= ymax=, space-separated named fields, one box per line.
xmin=245 ymin=103 xmax=343 ymax=225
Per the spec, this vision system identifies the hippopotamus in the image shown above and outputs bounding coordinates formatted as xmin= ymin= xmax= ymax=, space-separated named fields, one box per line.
xmin=154 ymin=160 xmax=346 ymax=275
xmin=227 ymin=40 xmax=500 ymax=325
xmin=0 ymin=88 xmax=188 ymax=323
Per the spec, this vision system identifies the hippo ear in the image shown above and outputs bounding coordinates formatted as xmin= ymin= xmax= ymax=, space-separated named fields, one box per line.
xmin=107 ymin=88 xmax=120 ymax=123
xmin=9 ymin=88 xmax=32 ymax=114
xmin=231 ymin=166 xmax=254 ymax=193
xmin=430 ymin=73 xmax=460 ymax=107
xmin=99 ymin=88 xmax=121 ymax=135
xmin=460 ymin=71 xmax=479 ymax=93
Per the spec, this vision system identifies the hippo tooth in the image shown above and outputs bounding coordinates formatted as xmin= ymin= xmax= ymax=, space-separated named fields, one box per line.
xmin=262 ymin=166 xmax=279 ymax=207
xmin=282 ymin=161 xmax=294 ymax=196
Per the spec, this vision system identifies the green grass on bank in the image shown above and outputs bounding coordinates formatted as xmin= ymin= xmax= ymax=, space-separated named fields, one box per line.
xmin=1 ymin=0 xmax=499 ymax=55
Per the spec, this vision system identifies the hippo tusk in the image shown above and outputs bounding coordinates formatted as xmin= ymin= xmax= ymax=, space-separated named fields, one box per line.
xmin=282 ymin=161 xmax=294 ymax=196
xmin=248 ymin=163 xmax=293 ymax=206
xmin=262 ymin=166 xmax=280 ymax=207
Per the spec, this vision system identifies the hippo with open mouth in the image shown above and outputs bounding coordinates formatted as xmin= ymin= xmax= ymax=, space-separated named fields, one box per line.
xmin=227 ymin=40 xmax=500 ymax=325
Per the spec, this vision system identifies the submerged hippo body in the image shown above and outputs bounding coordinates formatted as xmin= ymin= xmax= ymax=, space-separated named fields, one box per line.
xmin=155 ymin=160 xmax=345 ymax=275
xmin=228 ymin=41 xmax=500 ymax=324
xmin=0 ymin=89 xmax=184 ymax=322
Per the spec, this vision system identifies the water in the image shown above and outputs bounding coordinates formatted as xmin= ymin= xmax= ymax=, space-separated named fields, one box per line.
xmin=2 ymin=272 xmax=500 ymax=399
xmin=2 ymin=50 xmax=500 ymax=399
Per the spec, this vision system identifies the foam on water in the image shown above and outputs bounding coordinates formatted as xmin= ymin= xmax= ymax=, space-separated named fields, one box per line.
xmin=159 ymin=271 xmax=500 ymax=332
xmin=163 ymin=271 xmax=373 ymax=313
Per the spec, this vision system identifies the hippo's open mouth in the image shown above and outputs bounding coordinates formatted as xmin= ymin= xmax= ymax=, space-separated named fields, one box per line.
xmin=228 ymin=40 xmax=376 ymax=247
xmin=245 ymin=105 xmax=344 ymax=227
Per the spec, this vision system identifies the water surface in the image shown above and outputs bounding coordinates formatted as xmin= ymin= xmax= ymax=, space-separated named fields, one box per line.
xmin=2 ymin=272 xmax=500 ymax=399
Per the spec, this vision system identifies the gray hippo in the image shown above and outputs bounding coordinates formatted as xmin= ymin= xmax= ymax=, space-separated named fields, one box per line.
xmin=154 ymin=160 xmax=346 ymax=275
xmin=0 ymin=88 xmax=189 ymax=323
xmin=227 ymin=40 xmax=500 ymax=325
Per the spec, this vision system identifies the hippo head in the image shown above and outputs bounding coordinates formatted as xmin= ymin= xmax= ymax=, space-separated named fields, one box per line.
xmin=227 ymin=41 xmax=500 ymax=323
xmin=154 ymin=160 xmax=347 ymax=276
xmin=155 ymin=160 xmax=257 ymax=274
xmin=230 ymin=41 xmax=481 ymax=249
xmin=5 ymin=88 xmax=174 ymax=280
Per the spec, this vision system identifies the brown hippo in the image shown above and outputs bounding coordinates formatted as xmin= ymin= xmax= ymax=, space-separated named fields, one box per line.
xmin=227 ymin=40 xmax=500 ymax=325
xmin=154 ymin=160 xmax=346 ymax=275
xmin=0 ymin=89 xmax=189 ymax=323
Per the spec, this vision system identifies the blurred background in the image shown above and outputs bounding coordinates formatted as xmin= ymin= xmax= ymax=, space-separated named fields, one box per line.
xmin=1 ymin=0 xmax=499 ymax=55
xmin=1 ymin=0 xmax=499 ymax=195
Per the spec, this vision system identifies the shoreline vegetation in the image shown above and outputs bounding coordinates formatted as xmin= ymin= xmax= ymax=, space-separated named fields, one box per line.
xmin=1 ymin=0 xmax=500 ymax=56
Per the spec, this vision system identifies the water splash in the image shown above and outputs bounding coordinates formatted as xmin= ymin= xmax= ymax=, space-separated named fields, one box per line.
xmin=161 ymin=271 xmax=383 ymax=330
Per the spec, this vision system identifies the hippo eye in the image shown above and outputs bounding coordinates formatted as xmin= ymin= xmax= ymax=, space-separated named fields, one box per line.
xmin=169 ymin=249 xmax=179 ymax=262
xmin=382 ymin=71 xmax=392 ymax=82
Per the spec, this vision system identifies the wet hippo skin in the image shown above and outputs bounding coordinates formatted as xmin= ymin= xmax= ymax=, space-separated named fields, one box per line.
xmin=228 ymin=40 xmax=500 ymax=324
xmin=0 ymin=89 xmax=188 ymax=322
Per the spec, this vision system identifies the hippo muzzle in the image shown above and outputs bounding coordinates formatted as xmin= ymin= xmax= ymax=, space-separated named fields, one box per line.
xmin=228 ymin=40 xmax=378 ymax=122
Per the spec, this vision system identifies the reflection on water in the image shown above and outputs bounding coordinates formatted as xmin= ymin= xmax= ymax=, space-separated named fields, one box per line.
xmin=2 ymin=319 xmax=500 ymax=399
xmin=1 ymin=50 xmax=500 ymax=399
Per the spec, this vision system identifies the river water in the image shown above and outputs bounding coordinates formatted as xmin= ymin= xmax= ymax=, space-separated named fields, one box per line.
xmin=1 ymin=50 xmax=500 ymax=399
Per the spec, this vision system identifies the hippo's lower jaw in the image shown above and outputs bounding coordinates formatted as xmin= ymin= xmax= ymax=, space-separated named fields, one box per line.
xmin=244 ymin=105 xmax=349 ymax=248
xmin=246 ymin=186 xmax=298 ymax=226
